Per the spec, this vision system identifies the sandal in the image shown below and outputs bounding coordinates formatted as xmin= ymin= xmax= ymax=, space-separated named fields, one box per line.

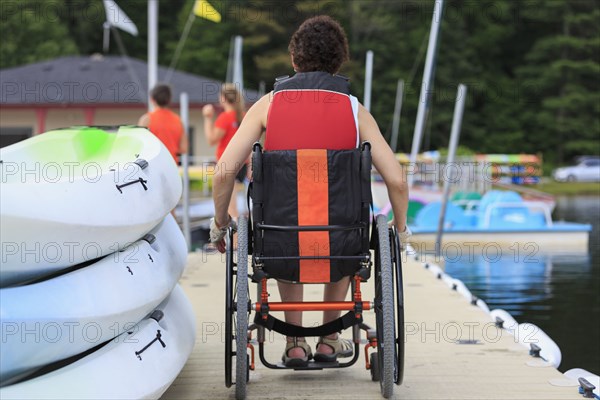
xmin=281 ymin=338 xmax=313 ymax=367
xmin=314 ymin=336 xmax=354 ymax=362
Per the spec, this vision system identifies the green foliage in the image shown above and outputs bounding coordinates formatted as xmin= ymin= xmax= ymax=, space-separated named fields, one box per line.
xmin=516 ymin=0 xmax=600 ymax=164
xmin=1 ymin=0 xmax=598 ymax=165
xmin=536 ymin=181 xmax=600 ymax=196
xmin=0 ymin=0 xmax=79 ymax=68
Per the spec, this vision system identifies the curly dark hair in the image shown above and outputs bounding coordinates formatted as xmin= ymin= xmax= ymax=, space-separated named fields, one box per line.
xmin=288 ymin=15 xmax=349 ymax=74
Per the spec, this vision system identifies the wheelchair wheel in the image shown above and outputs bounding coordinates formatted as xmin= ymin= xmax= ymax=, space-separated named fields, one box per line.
xmin=235 ymin=216 xmax=250 ymax=400
xmin=391 ymin=227 xmax=405 ymax=385
xmin=225 ymin=226 xmax=234 ymax=389
xmin=374 ymin=214 xmax=396 ymax=398
xmin=224 ymin=217 xmax=250 ymax=400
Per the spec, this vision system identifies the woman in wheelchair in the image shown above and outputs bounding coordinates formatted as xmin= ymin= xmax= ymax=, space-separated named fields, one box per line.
xmin=210 ymin=15 xmax=410 ymax=398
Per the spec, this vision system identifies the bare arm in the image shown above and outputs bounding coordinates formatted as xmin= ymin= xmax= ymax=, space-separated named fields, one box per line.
xmin=179 ymin=122 xmax=189 ymax=155
xmin=358 ymin=103 xmax=408 ymax=232
xmin=204 ymin=121 xmax=226 ymax=146
xmin=212 ymin=94 xmax=270 ymax=227
xmin=137 ymin=113 xmax=150 ymax=127
xmin=202 ymin=105 xmax=226 ymax=146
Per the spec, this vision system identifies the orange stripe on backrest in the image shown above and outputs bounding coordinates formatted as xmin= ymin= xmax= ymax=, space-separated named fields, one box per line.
xmin=297 ymin=149 xmax=330 ymax=283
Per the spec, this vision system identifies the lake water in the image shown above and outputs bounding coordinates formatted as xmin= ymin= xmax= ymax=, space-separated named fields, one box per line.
xmin=444 ymin=195 xmax=600 ymax=374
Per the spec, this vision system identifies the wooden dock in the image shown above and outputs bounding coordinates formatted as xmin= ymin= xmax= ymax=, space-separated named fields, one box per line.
xmin=161 ymin=251 xmax=578 ymax=400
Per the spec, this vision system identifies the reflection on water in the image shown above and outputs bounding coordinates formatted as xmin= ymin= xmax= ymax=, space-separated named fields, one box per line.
xmin=444 ymin=195 xmax=600 ymax=374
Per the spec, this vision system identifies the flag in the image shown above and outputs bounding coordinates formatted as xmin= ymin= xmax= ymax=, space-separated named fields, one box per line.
xmin=193 ymin=0 xmax=221 ymax=23
xmin=103 ymin=0 xmax=139 ymax=36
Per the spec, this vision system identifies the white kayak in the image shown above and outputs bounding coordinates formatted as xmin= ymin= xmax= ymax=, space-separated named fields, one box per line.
xmin=0 ymin=284 xmax=196 ymax=400
xmin=0 ymin=126 xmax=182 ymax=287
xmin=0 ymin=215 xmax=187 ymax=384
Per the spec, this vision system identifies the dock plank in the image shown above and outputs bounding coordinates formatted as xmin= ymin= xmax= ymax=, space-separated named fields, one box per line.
xmin=161 ymin=252 xmax=577 ymax=400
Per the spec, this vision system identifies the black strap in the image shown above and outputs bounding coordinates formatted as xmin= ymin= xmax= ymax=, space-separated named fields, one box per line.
xmin=254 ymin=311 xmax=362 ymax=338
xmin=369 ymin=203 xmax=377 ymax=249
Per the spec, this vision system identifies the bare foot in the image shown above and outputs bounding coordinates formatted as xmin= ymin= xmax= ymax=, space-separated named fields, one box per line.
xmin=287 ymin=346 xmax=306 ymax=358
xmin=286 ymin=337 xmax=309 ymax=359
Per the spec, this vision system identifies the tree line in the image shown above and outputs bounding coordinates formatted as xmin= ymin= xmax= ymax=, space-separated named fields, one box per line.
xmin=1 ymin=0 xmax=598 ymax=167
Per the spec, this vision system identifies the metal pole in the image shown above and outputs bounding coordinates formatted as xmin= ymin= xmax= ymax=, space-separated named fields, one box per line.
xmin=148 ymin=0 xmax=158 ymax=111
xmin=226 ymin=36 xmax=234 ymax=83
xmin=102 ymin=22 xmax=110 ymax=53
xmin=180 ymin=92 xmax=191 ymax=250
xmin=363 ymin=50 xmax=373 ymax=112
xmin=390 ymin=79 xmax=404 ymax=152
xmin=435 ymin=84 xmax=467 ymax=257
xmin=232 ymin=36 xmax=243 ymax=89
xmin=408 ymin=0 xmax=444 ymax=187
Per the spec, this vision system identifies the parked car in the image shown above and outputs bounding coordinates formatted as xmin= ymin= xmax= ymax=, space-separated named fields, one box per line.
xmin=553 ymin=157 xmax=600 ymax=182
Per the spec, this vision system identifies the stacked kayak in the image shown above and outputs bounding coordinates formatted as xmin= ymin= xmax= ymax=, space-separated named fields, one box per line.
xmin=0 ymin=126 xmax=195 ymax=399
xmin=1 ymin=285 xmax=195 ymax=400
xmin=0 ymin=126 xmax=182 ymax=286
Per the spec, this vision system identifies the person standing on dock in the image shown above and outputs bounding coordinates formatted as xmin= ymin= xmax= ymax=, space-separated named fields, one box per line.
xmin=202 ymin=83 xmax=248 ymax=221
xmin=138 ymin=84 xmax=188 ymax=164
xmin=209 ymin=15 xmax=409 ymax=366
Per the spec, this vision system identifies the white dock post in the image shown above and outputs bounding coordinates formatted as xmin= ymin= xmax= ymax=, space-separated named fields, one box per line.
xmin=180 ymin=92 xmax=191 ymax=251
xmin=147 ymin=0 xmax=158 ymax=110
xmin=232 ymin=36 xmax=243 ymax=89
xmin=390 ymin=79 xmax=404 ymax=152
xmin=435 ymin=84 xmax=467 ymax=257
xmin=364 ymin=50 xmax=374 ymax=112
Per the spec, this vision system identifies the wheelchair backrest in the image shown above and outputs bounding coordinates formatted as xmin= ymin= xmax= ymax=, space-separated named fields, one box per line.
xmin=250 ymin=142 xmax=372 ymax=283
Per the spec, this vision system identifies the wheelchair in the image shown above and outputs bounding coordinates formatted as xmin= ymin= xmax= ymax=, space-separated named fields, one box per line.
xmin=224 ymin=142 xmax=405 ymax=399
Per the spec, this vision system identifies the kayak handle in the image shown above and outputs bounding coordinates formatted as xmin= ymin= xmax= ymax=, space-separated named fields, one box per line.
xmin=116 ymin=177 xmax=148 ymax=193
xmin=135 ymin=329 xmax=166 ymax=360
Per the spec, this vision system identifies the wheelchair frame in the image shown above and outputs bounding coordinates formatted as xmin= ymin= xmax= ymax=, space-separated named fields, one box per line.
xmin=224 ymin=143 xmax=405 ymax=399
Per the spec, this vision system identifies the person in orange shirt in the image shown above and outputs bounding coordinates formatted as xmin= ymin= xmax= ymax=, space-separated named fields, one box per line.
xmin=202 ymin=83 xmax=247 ymax=220
xmin=138 ymin=84 xmax=188 ymax=163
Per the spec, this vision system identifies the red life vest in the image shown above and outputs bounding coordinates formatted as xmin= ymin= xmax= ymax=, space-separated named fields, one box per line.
xmin=264 ymin=72 xmax=359 ymax=151
xmin=260 ymin=72 xmax=361 ymax=283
